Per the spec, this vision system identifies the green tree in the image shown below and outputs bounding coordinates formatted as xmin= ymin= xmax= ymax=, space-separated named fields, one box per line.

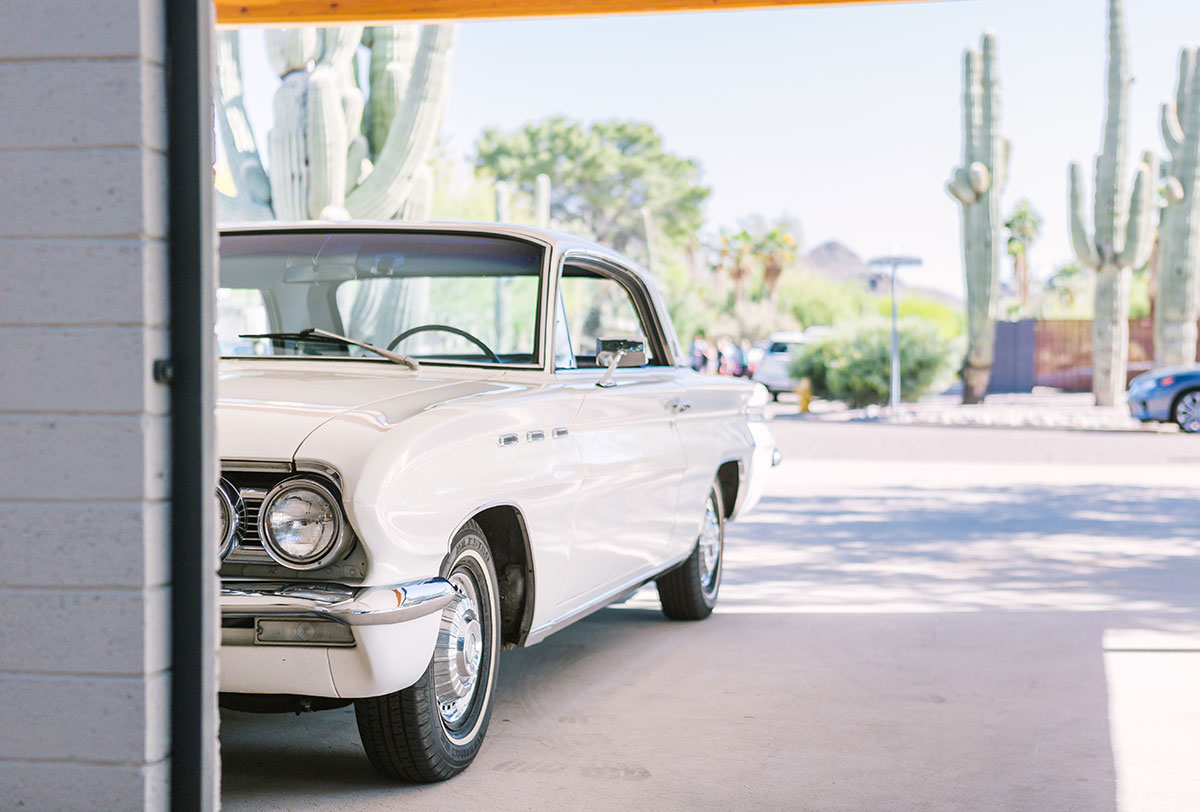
xmin=1004 ymin=199 xmax=1044 ymax=315
xmin=473 ymin=117 xmax=710 ymax=259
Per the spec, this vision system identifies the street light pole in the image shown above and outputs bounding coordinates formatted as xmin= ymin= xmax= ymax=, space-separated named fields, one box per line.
xmin=868 ymin=255 xmax=922 ymax=412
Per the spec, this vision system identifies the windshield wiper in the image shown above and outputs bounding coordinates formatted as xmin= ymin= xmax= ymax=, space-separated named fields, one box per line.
xmin=240 ymin=328 xmax=420 ymax=370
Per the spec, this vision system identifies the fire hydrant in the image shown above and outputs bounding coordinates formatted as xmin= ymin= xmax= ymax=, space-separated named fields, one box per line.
xmin=794 ymin=377 xmax=812 ymax=413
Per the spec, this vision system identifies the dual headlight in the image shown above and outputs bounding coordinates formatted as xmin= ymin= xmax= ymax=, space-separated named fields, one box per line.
xmin=258 ymin=479 xmax=348 ymax=569
xmin=217 ymin=477 xmax=350 ymax=570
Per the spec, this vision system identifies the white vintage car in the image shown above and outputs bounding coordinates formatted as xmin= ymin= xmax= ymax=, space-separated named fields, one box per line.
xmin=215 ymin=222 xmax=777 ymax=782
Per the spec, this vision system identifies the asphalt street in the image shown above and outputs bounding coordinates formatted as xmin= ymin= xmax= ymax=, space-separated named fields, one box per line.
xmin=220 ymin=419 xmax=1200 ymax=811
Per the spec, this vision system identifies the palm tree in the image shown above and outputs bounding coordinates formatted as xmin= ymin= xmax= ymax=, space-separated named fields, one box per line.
xmin=1004 ymin=199 xmax=1043 ymax=316
xmin=756 ymin=227 xmax=797 ymax=302
xmin=718 ymin=230 xmax=756 ymax=305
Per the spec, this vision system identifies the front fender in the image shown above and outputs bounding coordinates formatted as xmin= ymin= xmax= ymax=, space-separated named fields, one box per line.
xmin=295 ymin=387 xmax=585 ymax=632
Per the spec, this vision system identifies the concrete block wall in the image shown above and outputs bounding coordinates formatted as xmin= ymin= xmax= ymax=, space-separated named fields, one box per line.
xmin=0 ymin=0 xmax=174 ymax=807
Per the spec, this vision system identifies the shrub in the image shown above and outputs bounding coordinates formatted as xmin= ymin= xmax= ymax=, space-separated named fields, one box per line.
xmin=791 ymin=318 xmax=953 ymax=408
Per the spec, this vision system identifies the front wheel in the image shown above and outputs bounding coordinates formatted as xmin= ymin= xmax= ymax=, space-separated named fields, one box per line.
xmin=1173 ymin=389 xmax=1200 ymax=433
xmin=657 ymin=485 xmax=724 ymax=620
xmin=355 ymin=521 xmax=501 ymax=782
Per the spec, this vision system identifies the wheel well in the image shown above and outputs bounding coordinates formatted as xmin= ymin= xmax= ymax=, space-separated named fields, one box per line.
xmin=472 ymin=505 xmax=535 ymax=648
xmin=1171 ymin=387 xmax=1200 ymax=422
xmin=716 ymin=460 xmax=740 ymax=519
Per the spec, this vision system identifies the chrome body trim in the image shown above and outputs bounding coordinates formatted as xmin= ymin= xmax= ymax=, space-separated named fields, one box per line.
xmin=220 ymin=577 xmax=456 ymax=627
xmin=523 ymin=547 xmax=694 ymax=646
xmin=220 ymin=458 xmax=292 ymax=473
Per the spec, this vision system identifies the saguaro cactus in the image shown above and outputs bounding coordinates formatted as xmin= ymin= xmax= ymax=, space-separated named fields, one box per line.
xmin=1068 ymin=0 xmax=1157 ymax=406
xmin=1155 ymin=47 xmax=1200 ymax=367
xmin=946 ymin=32 xmax=1009 ymax=404
xmin=215 ymin=24 xmax=457 ymax=222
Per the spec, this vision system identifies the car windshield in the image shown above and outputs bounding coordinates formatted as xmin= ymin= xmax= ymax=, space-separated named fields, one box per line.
xmin=216 ymin=231 xmax=544 ymax=367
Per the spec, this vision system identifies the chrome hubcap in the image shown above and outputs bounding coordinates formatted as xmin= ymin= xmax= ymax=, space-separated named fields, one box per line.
xmin=698 ymin=493 xmax=722 ymax=596
xmin=1179 ymin=393 xmax=1200 ymax=433
xmin=433 ymin=571 xmax=483 ymax=726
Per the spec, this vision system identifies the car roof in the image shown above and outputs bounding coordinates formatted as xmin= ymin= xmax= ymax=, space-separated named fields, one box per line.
xmin=219 ymin=220 xmax=655 ymax=285
xmin=767 ymin=331 xmax=808 ymax=343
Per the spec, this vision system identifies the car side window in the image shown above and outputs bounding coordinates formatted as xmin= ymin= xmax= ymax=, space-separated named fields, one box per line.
xmin=558 ymin=268 xmax=658 ymax=368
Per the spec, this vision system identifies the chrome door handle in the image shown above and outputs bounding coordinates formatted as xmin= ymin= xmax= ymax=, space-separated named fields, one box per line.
xmin=666 ymin=399 xmax=691 ymax=414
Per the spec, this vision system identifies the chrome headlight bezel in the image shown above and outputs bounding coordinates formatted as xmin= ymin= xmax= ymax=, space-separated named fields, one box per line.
xmin=257 ymin=477 xmax=351 ymax=571
xmin=217 ymin=481 xmax=239 ymax=559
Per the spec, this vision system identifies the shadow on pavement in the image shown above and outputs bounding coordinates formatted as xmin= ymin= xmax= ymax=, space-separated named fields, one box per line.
xmin=720 ymin=484 xmax=1200 ymax=620
xmin=221 ymin=607 xmax=1120 ymax=812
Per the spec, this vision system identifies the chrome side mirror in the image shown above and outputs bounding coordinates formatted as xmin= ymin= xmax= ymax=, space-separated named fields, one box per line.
xmin=596 ymin=338 xmax=646 ymax=387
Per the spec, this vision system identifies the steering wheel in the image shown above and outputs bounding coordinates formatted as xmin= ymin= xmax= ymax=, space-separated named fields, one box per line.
xmin=386 ymin=324 xmax=501 ymax=364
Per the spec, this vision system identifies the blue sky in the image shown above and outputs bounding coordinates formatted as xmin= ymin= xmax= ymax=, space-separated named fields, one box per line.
xmin=236 ymin=0 xmax=1199 ymax=296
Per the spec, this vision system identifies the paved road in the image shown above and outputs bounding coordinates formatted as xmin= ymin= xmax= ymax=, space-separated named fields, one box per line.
xmin=221 ymin=420 xmax=1200 ymax=811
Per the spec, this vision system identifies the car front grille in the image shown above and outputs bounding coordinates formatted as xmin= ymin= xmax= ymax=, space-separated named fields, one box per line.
xmin=219 ymin=464 xmax=365 ymax=583
xmin=225 ymin=485 xmax=272 ymax=563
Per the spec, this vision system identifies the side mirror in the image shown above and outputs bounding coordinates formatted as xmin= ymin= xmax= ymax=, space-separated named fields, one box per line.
xmin=596 ymin=338 xmax=646 ymax=387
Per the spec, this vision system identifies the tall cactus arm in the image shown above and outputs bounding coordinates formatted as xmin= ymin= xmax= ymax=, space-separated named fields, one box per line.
xmin=1177 ymin=47 xmax=1197 ymax=121
xmin=346 ymin=25 xmax=457 ymax=220
xmin=317 ymin=26 xmax=363 ymax=68
xmin=1118 ymin=151 xmax=1159 ymax=268
xmin=1069 ymin=162 xmax=1101 ymax=267
xmin=214 ymin=31 xmax=270 ymax=206
xmin=267 ymin=72 xmax=310 ymax=222
xmin=306 ymin=67 xmax=348 ymax=220
xmin=1094 ymin=0 xmax=1132 ymax=258
xmin=1163 ymin=102 xmax=1186 ymax=157
xmin=366 ymin=26 xmax=419 ymax=158
xmin=962 ymin=49 xmax=981 ymax=163
xmin=997 ymin=137 xmax=1012 ymax=192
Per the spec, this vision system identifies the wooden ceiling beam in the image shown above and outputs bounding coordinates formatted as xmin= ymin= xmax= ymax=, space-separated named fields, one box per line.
xmin=216 ymin=0 xmax=920 ymax=27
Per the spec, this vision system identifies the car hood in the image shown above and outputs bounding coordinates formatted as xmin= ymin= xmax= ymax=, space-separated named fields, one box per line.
xmin=1131 ymin=365 xmax=1200 ymax=387
xmin=216 ymin=361 xmax=510 ymax=461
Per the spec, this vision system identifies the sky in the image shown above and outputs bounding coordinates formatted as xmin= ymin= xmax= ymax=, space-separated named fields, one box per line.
xmin=235 ymin=0 xmax=1200 ymax=297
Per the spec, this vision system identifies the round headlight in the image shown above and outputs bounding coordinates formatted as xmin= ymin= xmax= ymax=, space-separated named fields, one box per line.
xmin=258 ymin=479 xmax=348 ymax=570
xmin=216 ymin=483 xmax=237 ymax=559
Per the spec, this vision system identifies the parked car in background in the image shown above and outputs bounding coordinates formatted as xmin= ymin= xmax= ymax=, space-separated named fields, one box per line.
xmin=1127 ymin=365 xmax=1200 ymax=432
xmin=751 ymin=328 xmax=831 ymax=399
xmin=215 ymin=222 xmax=777 ymax=782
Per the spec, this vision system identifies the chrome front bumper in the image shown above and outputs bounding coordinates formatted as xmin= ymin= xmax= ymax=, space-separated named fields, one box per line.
xmin=221 ymin=578 xmax=456 ymax=627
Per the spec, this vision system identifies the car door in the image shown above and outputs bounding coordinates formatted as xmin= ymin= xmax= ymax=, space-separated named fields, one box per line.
xmin=552 ymin=261 xmax=688 ymax=610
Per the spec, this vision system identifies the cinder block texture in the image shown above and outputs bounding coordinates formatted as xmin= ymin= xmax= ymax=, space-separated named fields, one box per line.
xmin=0 ymin=150 xmax=167 ymax=239
xmin=0 ymin=415 xmax=169 ymax=500
xmin=0 ymin=671 xmax=169 ymax=762
xmin=0 ymin=327 xmax=169 ymax=414
xmin=0 ymin=61 xmax=166 ymax=151
xmin=0 ymin=501 xmax=169 ymax=588
xmin=0 ymin=586 xmax=169 ymax=676
xmin=0 ymin=239 xmax=168 ymax=327
xmin=0 ymin=0 xmax=164 ymax=62
xmin=0 ymin=759 xmax=169 ymax=812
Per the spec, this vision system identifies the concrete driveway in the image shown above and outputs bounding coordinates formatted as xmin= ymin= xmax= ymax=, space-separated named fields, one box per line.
xmin=220 ymin=421 xmax=1200 ymax=811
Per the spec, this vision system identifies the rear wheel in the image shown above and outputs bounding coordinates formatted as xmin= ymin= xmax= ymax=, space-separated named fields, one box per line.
xmin=657 ymin=484 xmax=724 ymax=620
xmin=355 ymin=521 xmax=500 ymax=782
xmin=1173 ymin=390 xmax=1200 ymax=433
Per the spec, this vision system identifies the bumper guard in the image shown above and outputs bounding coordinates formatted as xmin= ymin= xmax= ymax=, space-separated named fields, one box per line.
xmin=221 ymin=578 xmax=455 ymax=627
